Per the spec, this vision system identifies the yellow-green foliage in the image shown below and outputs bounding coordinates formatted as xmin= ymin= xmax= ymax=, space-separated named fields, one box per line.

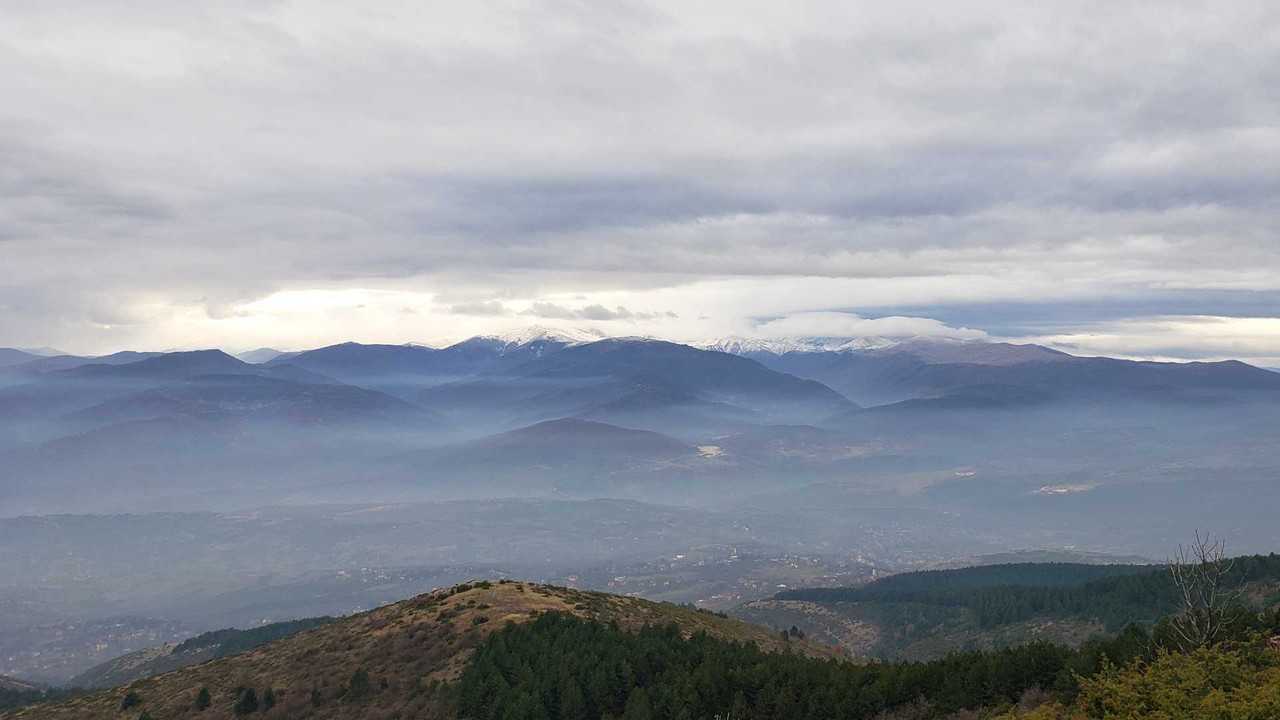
xmin=999 ymin=643 xmax=1280 ymax=719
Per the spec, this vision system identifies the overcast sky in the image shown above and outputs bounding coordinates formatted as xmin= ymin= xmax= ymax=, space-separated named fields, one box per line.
xmin=2 ymin=1 xmax=1279 ymax=364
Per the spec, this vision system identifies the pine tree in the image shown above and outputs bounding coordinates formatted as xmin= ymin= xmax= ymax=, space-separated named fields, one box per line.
xmin=559 ymin=676 xmax=588 ymax=720
xmin=347 ymin=668 xmax=372 ymax=700
xmin=233 ymin=687 xmax=258 ymax=715
xmin=622 ymin=687 xmax=653 ymax=720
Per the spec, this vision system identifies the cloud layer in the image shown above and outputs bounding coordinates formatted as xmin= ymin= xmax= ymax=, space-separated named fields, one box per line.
xmin=1 ymin=1 xmax=1279 ymax=362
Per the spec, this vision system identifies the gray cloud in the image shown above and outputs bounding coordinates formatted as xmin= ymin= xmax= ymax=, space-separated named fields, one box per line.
xmin=0 ymin=2 xmax=1278 ymax=358
xmin=448 ymin=300 xmax=512 ymax=316
xmin=521 ymin=302 xmax=673 ymax=321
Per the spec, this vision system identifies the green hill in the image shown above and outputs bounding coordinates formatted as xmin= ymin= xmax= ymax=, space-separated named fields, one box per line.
xmin=739 ymin=555 xmax=1280 ymax=660
xmin=6 ymin=576 xmax=1280 ymax=720
xmin=2 ymin=581 xmax=835 ymax=720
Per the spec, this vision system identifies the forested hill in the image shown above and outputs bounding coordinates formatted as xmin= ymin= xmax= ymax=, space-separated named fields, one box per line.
xmin=777 ymin=554 xmax=1280 ymax=630
xmin=3 ymin=581 xmax=835 ymax=720
xmin=456 ymin=608 xmax=1280 ymax=720
xmin=815 ymin=562 xmax=1157 ymax=594
xmin=9 ymin=578 xmax=1280 ymax=719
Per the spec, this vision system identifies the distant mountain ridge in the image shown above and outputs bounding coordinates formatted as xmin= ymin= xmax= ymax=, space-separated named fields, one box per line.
xmin=266 ymin=329 xmax=591 ymax=388
xmin=399 ymin=417 xmax=696 ymax=496
xmin=0 ymin=349 xmax=41 ymax=368
xmin=417 ymin=338 xmax=856 ymax=435
xmin=700 ymin=335 xmax=1280 ymax=406
xmin=5 ymin=351 xmax=164 ymax=375
xmin=68 ymin=374 xmax=433 ymax=428
xmin=0 ymin=678 xmax=38 ymax=694
xmin=701 ymin=335 xmax=1069 ymax=364
xmin=234 ymin=347 xmax=290 ymax=363
xmin=5 ymin=333 xmax=1280 ymax=516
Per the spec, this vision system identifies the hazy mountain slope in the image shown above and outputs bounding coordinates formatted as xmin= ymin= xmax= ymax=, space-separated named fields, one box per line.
xmin=0 ymin=415 xmax=267 ymax=514
xmin=737 ymin=556 xmax=1280 ymax=661
xmin=749 ymin=339 xmax=1280 ymax=406
xmin=0 ymin=680 xmax=37 ymax=695
xmin=0 ymin=678 xmax=49 ymax=715
xmin=0 ymin=351 xmax=341 ymax=451
xmin=69 ymin=618 xmax=334 ymax=690
xmin=511 ymin=340 xmax=849 ymax=407
xmin=270 ymin=332 xmax=580 ymax=382
xmin=67 ymin=374 xmax=436 ymax=428
xmin=422 ymin=339 xmax=854 ymax=434
xmin=459 ymin=417 xmax=692 ymax=461
xmin=753 ymin=350 xmax=932 ymax=405
xmin=4 ymin=352 xmax=163 ymax=375
xmin=899 ymin=356 xmax=1280 ymax=401
xmin=869 ymin=338 xmax=1073 ymax=365
xmin=0 ymin=399 xmax=441 ymax=516
xmin=58 ymin=350 xmax=252 ymax=380
xmin=266 ymin=342 xmax=441 ymax=380
xmin=234 ymin=348 xmax=288 ymax=363
xmin=721 ymin=338 xmax=1073 ymax=404
xmin=0 ymin=356 xmax=452 ymax=514
xmin=267 ymin=335 xmax=582 ymax=402
xmin=573 ymin=383 xmax=763 ymax=435
xmin=712 ymin=337 xmax=1069 ymax=364
xmin=4 ymin=582 xmax=833 ymax=720
xmin=386 ymin=418 xmax=700 ymax=497
xmin=0 ymin=350 xmax=41 ymax=369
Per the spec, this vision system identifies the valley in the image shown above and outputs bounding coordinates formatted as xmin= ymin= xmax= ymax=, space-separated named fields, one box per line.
xmin=3 ymin=333 xmax=1280 ymax=716
xmin=9 ymin=6 xmax=1280 ymax=714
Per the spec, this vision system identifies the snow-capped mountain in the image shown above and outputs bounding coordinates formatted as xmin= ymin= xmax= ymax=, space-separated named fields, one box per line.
xmin=700 ymin=334 xmax=1073 ymax=365
xmin=699 ymin=335 xmax=902 ymax=355
xmin=471 ymin=325 xmax=604 ymax=349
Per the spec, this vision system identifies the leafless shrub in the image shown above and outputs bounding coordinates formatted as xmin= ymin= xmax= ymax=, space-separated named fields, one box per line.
xmin=1167 ymin=530 xmax=1244 ymax=651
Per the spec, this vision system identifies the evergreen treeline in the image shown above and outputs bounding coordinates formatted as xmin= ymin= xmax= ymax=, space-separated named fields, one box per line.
xmin=836 ymin=563 xmax=1156 ymax=594
xmin=0 ymin=686 xmax=80 ymax=712
xmin=456 ymin=612 xmax=1227 ymax=720
xmin=778 ymin=554 xmax=1280 ymax=630
xmin=170 ymin=616 xmax=334 ymax=657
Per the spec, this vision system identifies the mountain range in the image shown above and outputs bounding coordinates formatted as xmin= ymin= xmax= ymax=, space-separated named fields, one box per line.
xmin=2 ymin=331 xmax=1279 ymax=517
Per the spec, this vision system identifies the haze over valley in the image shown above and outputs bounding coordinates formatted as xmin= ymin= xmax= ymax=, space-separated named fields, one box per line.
xmin=3 ymin=330 xmax=1279 ymax=685
xmin=5 ymin=3 xmax=1280 ymax=717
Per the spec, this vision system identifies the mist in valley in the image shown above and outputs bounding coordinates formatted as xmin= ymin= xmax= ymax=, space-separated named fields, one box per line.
xmin=2 ymin=334 xmax=1279 ymax=683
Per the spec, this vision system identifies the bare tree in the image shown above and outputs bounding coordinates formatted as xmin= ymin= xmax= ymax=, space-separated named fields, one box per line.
xmin=1167 ymin=531 xmax=1241 ymax=651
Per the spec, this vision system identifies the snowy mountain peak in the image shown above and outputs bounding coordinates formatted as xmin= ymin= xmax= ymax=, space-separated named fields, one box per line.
xmin=700 ymin=336 xmax=902 ymax=355
xmin=702 ymin=335 xmax=1072 ymax=365
xmin=476 ymin=326 xmax=605 ymax=348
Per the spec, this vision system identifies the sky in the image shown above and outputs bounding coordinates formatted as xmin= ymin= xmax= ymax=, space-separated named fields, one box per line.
xmin=2 ymin=1 xmax=1279 ymax=364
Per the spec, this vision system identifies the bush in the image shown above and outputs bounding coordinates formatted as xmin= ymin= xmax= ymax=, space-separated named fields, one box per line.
xmin=233 ymin=687 xmax=258 ymax=715
xmin=346 ymin=668 xmax=372 ymax=701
